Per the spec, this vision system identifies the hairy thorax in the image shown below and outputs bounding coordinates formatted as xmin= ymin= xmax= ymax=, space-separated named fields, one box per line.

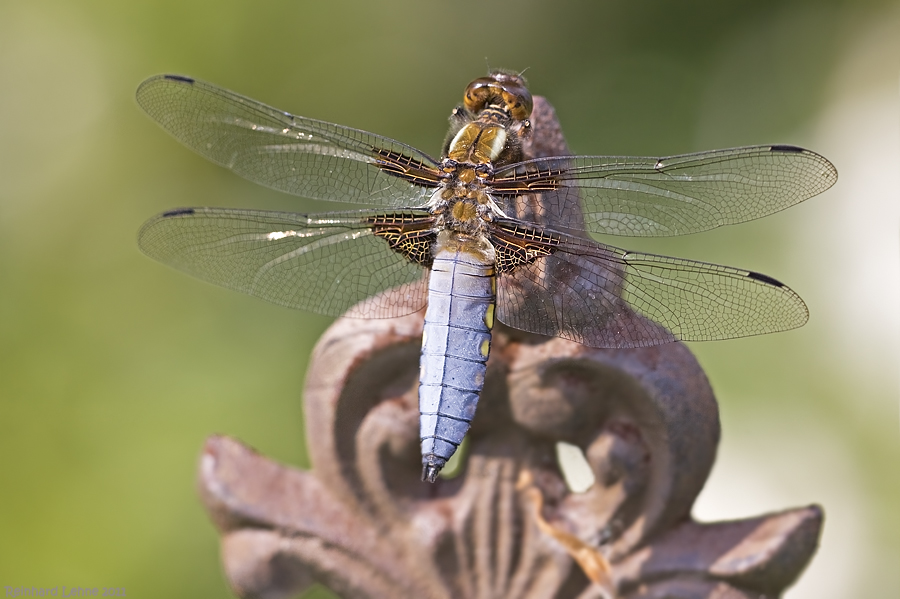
xmin=429 ymin=109 xmax=531 ymax=239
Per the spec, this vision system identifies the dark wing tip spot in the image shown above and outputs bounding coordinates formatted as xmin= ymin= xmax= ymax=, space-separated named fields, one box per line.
xmin=161 ymin=208 xmax=196 ymax=217
xmin=769 ymin=144 xmax=804 ymax=153
xmin=747 ymin=271 xmax=785 ymax=287
xmin=163 ymin=74 xmax=195 ymax=84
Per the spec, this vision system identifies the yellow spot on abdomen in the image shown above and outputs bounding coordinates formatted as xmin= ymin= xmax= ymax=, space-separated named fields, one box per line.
xmin=480 ymin=338 xmax=491 ymax=358
xmin=484 ymin=303 xmax=495 ymax=329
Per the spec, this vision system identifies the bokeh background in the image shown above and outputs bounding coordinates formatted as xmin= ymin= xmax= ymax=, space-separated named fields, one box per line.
xmin=1 ymin=1 xmax=897 ymax=597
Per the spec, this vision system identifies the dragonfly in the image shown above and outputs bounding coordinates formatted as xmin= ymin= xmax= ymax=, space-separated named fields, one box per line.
xmin=136 ymin=72 xmax=836 ymax=483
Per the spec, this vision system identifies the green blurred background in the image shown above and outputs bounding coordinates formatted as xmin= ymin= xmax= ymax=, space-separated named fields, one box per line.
xmin=1 ymin=1 xmax=897 ymax=597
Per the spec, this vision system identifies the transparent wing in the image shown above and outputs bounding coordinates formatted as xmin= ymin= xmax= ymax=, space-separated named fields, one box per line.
xmin=492 ymin=145 xmax=837 ymax=237
xmin=138 ymin=208 xmax=430 ymax=318
xmin=495 ymin=229 xmax=808 ymax=348
xmin=136 ymin=75 xmax=442 ymax=207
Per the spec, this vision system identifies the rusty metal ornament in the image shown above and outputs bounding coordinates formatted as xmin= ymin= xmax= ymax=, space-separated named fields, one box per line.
xmin=198 ymin=96 xmax=822 ymax=599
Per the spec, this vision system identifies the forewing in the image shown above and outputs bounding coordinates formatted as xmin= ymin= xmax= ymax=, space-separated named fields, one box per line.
xmin=138 ymin=208 xmax=430 ymax=318
xmin=136 ymin=75 xmax=441 ymax=207
xmin=492 ymin=145 xmax=837 ymax=237
xmin=495 ymin=228 xmax=808 ymax=348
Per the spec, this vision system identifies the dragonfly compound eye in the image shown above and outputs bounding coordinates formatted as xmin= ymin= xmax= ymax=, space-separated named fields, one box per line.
xmin=463 ymin=75 xmax=533 ymax=122
xmin=463 ymin=77 xmax=498 ymax=114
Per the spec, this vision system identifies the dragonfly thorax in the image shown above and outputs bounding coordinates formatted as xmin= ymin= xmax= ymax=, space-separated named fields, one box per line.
xmin=447 ymin=122 xmax=508 ymax=165
xmin=428 ymin=191 xmax=498 ymax=236
xmin=429 ymin=161 xmax=506 ymax=236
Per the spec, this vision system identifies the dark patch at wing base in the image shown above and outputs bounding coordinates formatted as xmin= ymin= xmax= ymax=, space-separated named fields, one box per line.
xmin=489 ymin=220 xmax=560 ymax=272
xmin=368 ymin=213 xmax=437 ymax=267
xmin=371 ymin=148 xmax=444 ymax=188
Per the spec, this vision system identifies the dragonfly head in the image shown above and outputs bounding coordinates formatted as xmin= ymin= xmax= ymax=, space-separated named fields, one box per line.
xmin=464 ymin=71 xmax=533 ymax=122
